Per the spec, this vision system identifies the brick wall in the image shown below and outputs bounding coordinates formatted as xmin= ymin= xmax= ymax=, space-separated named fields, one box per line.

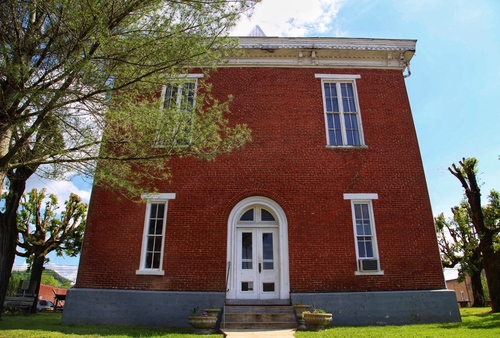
xmin=76 ymin=67 xmax=445 ymax=292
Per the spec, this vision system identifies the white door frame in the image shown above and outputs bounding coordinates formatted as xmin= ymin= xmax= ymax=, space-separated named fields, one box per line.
xmin=226 ymin=196 xmax=290 ymax=300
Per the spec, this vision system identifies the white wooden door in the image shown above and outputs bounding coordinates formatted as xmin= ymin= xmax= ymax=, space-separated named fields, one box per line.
xmin=236 ymin=227 xmax=279 ymax=299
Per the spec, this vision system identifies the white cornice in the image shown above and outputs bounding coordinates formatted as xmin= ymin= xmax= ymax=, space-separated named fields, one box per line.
xmin=224 ymin=37 xmax=417 ymax=70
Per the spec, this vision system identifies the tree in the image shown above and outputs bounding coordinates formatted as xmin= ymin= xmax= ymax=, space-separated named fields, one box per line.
xmin=449 ymin=158 xmax=500 ymax=311
xmin=0 ymin=0 xmax=257 ymax=316
xmin=16 ymin=188 xmax=86 ymax=312
xmin=8 ymin=269 xmax=72 ymax=296
xmin=435 ymin=201 xmax=485 ymax=306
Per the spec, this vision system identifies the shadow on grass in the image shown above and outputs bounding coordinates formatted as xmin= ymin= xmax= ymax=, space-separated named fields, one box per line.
xmin=1 ymin=312 xmax=221 ymax=337
xmin=458 ymin=308 xmax=500 ymax=330
xmin=434 ymin=307 xmax=500 ymax=331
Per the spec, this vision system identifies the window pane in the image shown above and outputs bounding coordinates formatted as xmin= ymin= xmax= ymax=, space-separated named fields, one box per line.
xmin=354 ymin=204 xmax=362 ymax=219
xmin=261 ymin=209 xmax=275 ymax=221
xmin=163 ymin=85 xmax=178 ymax=109
xmin=148 ymin=220 xmax=156 ymax=234
xmin=324 ymin=83 xmax=339 ymax=112
xmin=361 ymin=204 xmax=369 ymax=218
xmin=357 ymin=239 xmax=366 ymax=257
xmin=263 ymin=283 xmax=275 ymax=292
xmin=262 ymin=233 xmax=274 ymax=270
xmin=327 ymin=113 xmax=342 ymax=145
xmin=363 ymin=221 xmax=371 ymax=235
xmin=341 ymin=83 xmax=356 ymax=112
xmin=242 ymin=282 xmax=253 ymax=291
xmin=365 ymin=241 xmax=374 ymax=257
xmin=152 ymin=253 xmax=161 ymax=269
xmin=345 ymin=114 xmax=360 ymax=146
xmin=150 ymin=204 xmax=158 ymax=217
xmin=356 ymin=222 xmax=364 ymax=236
xmin=147 ymin=237 xmax=155 ymax=251
xmin=153 ymin=235 xmax=162 ymax=251
xmin=327 ymin=114 xmax=334 ymax=128
xmin=358 ymin=237 xmax=374 ymax=258
xmin=242 ymin=232 xmax=253 ymax=269
xmin=156 ymin=204 xmax=165 ymax=218
xmin=145 ymin=253 xmax=153 ymax=268
xmin=183 ymin=82 xmax=196 ymax=110
xmin=240 ymin=209 xmax=254 ymax=221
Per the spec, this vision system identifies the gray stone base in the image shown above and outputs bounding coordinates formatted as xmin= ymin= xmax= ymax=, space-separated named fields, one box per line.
xmin=291 ymin=289 xmax=461 ymax=326
xmin=61 ymin=289 xmax=225 ymax=328
xmin=62 ymin=288 xmax=461 ymax=328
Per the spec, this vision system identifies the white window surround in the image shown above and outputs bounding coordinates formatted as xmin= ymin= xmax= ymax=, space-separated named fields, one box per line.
xmin=136 ymin=193 xmax=176 ymax=276
xmin=315 ymin=74 xmax=361 ymax=80
xmin=344 ymin=193 xmax=384 ymax=276
xmin=317 ymin=74 xmax=365 ymax=148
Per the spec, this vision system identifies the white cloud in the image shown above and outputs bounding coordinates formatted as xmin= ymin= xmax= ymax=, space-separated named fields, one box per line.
xmin=26 ymin=175 xmax=91 ymax=210
xmin=232 ymin=0 xmax=344 ymax=37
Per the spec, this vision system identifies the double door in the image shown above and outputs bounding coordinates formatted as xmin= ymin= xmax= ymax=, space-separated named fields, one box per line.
xmin=236 ymin=228 xmax=279 ymax=299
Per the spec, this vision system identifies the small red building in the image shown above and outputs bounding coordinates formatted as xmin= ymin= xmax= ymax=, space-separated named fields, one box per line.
xmin=63 ymin=35 xmax=460 ymax=328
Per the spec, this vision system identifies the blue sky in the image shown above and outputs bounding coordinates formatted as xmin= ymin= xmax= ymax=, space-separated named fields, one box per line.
xmin=14 ymin=0 xmax=499 ymax=281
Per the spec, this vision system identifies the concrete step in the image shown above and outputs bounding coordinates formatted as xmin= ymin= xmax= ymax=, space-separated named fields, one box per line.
xmin=223 ymin=321 xmax=297 ymax=329
xmin=223 ymin=305 xmax=297 ymax=330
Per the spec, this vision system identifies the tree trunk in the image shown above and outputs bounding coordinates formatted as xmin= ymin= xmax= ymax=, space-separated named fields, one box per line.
xmin=29 ymin=254 xmax=45 ymax=313
xmin=483 ymin=249 xmax=500 ymax=312
xmin=0 ymin=168 xmax=32 ymax=318
xmin=469 ymin=270 xmax=486 ymax=307
xmin=0 ymin=211 xmax=18 ymax=320
xmin=449 ymin=159 xmax=500 ymax=312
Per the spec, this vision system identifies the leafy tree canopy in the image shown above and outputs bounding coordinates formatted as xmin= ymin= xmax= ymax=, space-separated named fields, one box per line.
xmin=448 ymin=157 xmax=500 ymax=311
xmin=0 ymin=0 xmax=258 ymax=316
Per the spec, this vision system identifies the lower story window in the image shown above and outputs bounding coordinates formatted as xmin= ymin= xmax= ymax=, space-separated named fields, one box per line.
xmin=136 ymin=193 xmax=176 ymax=275
xmin=344 ymin=193 xmax=383 ymax=275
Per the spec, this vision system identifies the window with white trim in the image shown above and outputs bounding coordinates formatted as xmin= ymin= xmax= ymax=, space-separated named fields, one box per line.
xmin=136 ymin=193 xmax=176 ymax=275
xmin=344 ymin=193 xmax=383 ymax=275
xmin=316 ymin=74 xmax=364 ymax=147
xmin=158 ymin=74 xmax=203 ymax=146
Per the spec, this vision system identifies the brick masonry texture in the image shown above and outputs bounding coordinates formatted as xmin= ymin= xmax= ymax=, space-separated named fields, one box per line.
xmin=76 ymin=67 xmax=445 ymax=293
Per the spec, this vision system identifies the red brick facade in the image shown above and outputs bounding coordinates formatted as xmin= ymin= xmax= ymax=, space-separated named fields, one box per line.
xmin=76 ymin=65 xmax=445 ymax=294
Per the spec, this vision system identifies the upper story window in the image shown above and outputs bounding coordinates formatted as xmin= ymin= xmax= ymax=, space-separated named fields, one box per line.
xmin=316 ymin=74 xmax=364 ymax=147
xmin=162 ymin=81 xmax=197 ymax=112
xmin=136 ymin=193 xmax=176 ymax=275
xmin=344 ymin=193 xmax=383 ymax=275
xmin=158 ymin=74 xmax=203 ymax=146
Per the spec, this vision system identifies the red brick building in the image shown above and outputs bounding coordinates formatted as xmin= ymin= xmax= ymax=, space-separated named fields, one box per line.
xmin=63 ymin=36 xmax=460 ymax=328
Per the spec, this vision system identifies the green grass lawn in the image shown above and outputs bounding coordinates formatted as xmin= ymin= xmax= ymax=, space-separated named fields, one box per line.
xmin=296 ymin=307 xmax=500 ymax=338
xmin=0 ymin=312 xmax=222 ymax=338
xmin=0 ymin=308 xmax=498 ymax=338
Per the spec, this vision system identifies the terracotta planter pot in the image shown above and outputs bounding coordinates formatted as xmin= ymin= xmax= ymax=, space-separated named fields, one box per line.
xmin=303 ymin=312 xmax=332 ymax=330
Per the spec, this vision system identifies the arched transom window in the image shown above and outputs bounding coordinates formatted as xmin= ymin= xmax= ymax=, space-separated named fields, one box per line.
xmin=238 ymin=206 xmax=277 ymax=225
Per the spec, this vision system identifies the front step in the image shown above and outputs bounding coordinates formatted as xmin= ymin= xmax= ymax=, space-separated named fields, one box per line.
xmin=223 ymin=305 xmax=297 ymax=330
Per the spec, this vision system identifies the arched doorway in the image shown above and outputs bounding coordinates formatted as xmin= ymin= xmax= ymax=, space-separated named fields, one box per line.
xmin=226 ymin=197 xmax=290 ymax=301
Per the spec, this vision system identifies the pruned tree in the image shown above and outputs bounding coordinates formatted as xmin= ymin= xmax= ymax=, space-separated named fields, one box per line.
xmin=16 ymin=188 xmax=86 ymax=313
xmin=449 ymin=158 xmax=500 ymax=311
xmin=0 ymin=0 xmax=258 ymax=315
xmin=435 ymin=201 xmax=485 ymax=306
